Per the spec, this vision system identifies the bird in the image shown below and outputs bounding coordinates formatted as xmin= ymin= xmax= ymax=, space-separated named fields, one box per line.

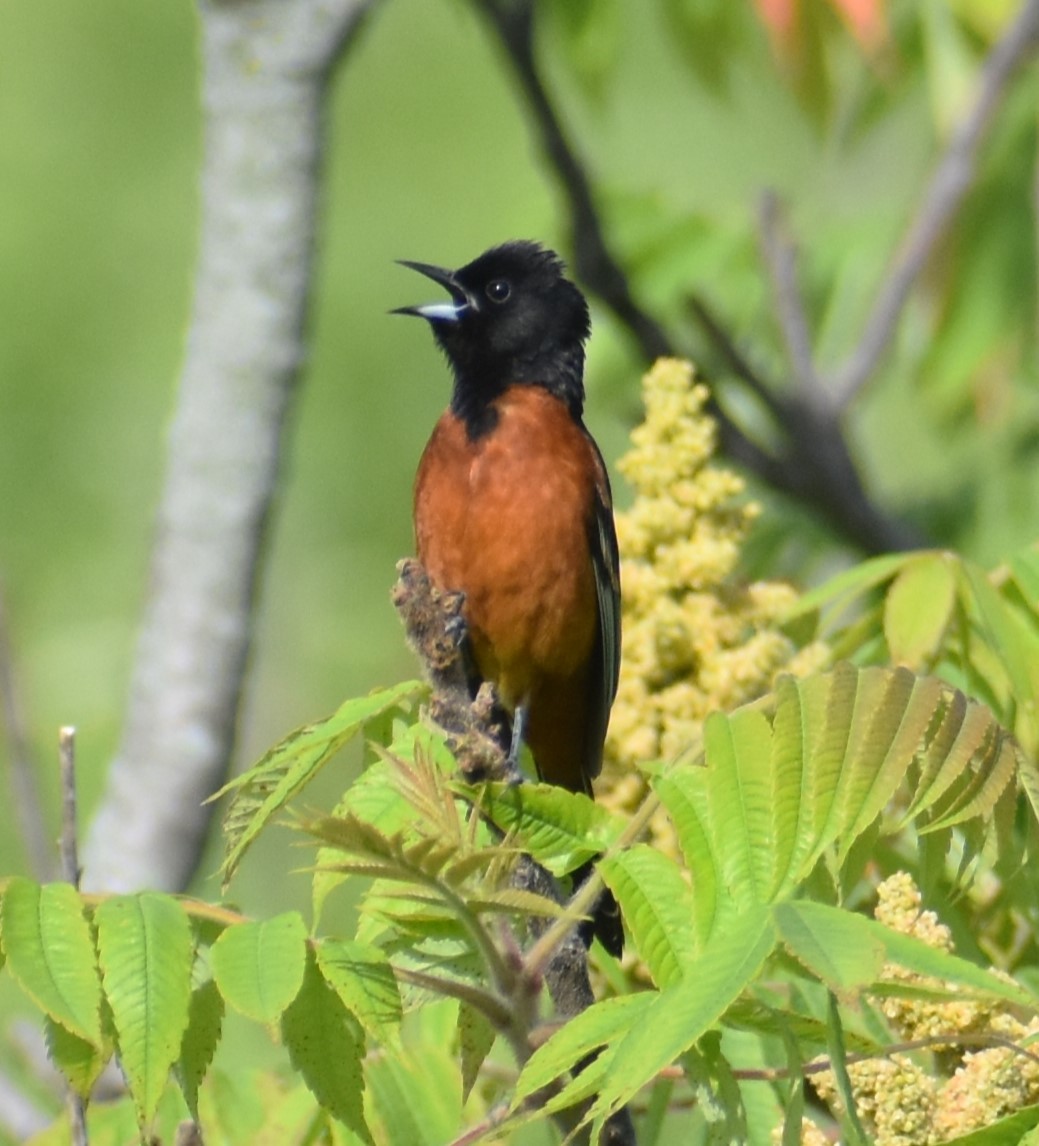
xmin=394 ymin=240 xmax=623 ymax=956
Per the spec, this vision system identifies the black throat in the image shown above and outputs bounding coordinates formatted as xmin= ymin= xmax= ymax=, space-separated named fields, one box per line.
xmin=448 ymin=342 xmax=586 ymax=441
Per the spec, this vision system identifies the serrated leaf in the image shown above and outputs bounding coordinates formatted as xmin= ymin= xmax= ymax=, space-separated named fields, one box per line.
xmin=872 ymin=921 xmax=1036 ymax=1011
xmin=514 ymin=993 xmax=653 ymax=1104
xmin=600 ymin=845 xmax=696 ymax=988
xmin=769 ymin=674 xmax=808 ymax=901
xmin=807 ymin=661 xmax=858 ymax=854
xmin=210 ymin=913 xmax=307 ymax=1024
xmin=458 ymin=1001 xmax=495 ymax=1102
xmin=315 ymin=939 xmax=402 ymax=1050
xmin=462 ymin=781 xmax=622 ymax=875
xmin=45 ymin=1017 xmax=111 ymax=1098
xmin=94 ymin=892 xmax=194 ymax=1125
xmin=1 ymin=879 xmax=103 ymax=1045
xmin=837 ymin=670 xmax=941 ymax=857
xmin=654 ymin=766 xmax=720 ymax=946
xmin=587 ymin=907 xmax=776 ymax=1125
xmin=705 ymin=707 xmax=775 ymax=906
xmin=314 ymin=758 xmax=412 ymax=929
xmin=467 ymin=888 xmax=570 ymax=919
xmin=884 ymin=553 xmax=956 ymax=665
xmin=215 ymin=680 xmax=424 ymax=886
xmin=925 ymin=719 xmax=1020 ymax=831
xmin=178 ymin=977 xmax=224 ymax=1120
xmin=910 ymin=690 xmax=997 ymax=823
xmin=773 ymin=902 xmax=886 ymax=997
xmin=282 ymin=951 xmax=371 ymax=1143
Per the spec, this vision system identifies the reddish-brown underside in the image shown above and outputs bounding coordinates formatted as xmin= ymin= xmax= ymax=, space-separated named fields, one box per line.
xmin=414 ymin=384 xmax=605 ymax=794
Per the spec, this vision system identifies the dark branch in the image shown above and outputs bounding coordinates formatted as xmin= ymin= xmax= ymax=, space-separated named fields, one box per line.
xmin=833 ymin=0 xmax=1039 ymax=406
xmin=475 ymin=0 xmax=670 ymax=365
xmin=475 ymin=0 xmax=924 ymax=555
xmin=392 ymin=559 xmax=635 ymax=1146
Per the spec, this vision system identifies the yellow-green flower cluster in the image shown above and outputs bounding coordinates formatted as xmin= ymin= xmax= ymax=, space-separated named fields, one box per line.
xmin=802 ymin=872 xmax=1039 ymax=1144
xmin=601 ymin=359 xmax=826 ymax=822
xmin=875 ymin=872 xmax=1000 ymax=1044
xmin=931 ymin=1014 xmax=1039 ymax=1138
xmin=813 ymin=1054 xmax=937 ymax=1146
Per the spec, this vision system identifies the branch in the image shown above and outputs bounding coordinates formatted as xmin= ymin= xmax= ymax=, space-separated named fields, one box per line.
xmin=475 ymin=0 xmax=924 ymax=555
xmin=393 ymin=560 xmax=636 ymax=1146
xmin=58 ymin=727 xmax=87 ymax=1146
xmin=833 ymin=0 xmax=1039 ymax=407
xmin=81 ymin=0 xmax=380 ymax=894
xmin=758 ymin=191 xmax=824 ymax=402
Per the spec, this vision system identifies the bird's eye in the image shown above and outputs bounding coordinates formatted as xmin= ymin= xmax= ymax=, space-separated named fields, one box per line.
xmin=485 ymin=279 xmax=511 ymax=303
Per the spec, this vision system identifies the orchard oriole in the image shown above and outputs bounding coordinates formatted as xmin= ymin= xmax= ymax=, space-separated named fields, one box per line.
xmin=395 ymin=240 xmax=622 ymax=955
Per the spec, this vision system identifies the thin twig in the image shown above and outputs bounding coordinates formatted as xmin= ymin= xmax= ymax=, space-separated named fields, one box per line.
xmin=0 ymin=585 xmax=53 ymax=879
xmin=834 ymin=0 xmax=1039 ymax=406
xmin=758 ymin=191 xmax=825 ymax=401
xmin=58 ymin=727 xmax=88 ymax=1146
xmin=59 ymin=727 xmax=80 ymax=890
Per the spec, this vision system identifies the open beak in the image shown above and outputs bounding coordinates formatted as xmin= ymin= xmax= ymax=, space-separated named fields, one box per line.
xmin=392 ymin=260 xmax=471 ymax=323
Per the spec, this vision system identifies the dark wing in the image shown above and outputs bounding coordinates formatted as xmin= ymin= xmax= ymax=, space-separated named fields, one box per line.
xmin=583 ymin=430 xmax=621 ymax=782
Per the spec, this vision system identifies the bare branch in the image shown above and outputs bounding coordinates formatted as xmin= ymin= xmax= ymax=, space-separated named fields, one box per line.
xmin=0 ymin=586 xmax=53 ymax=880
xmin=58 ymin=727 xmax=80 ymax=889
xmin=834 ymin=0 xmax=1039 ymax=407
xmin=81 ymin=0 xmax=380 ymax=894
xmin=758 ymin=191 xmax=825 ymax=402
xmin=57 ymin=726 xmax=87 ymax=1146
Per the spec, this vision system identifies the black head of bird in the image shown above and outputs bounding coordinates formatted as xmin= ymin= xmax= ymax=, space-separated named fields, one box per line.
xmin=394 ymin=240 xmax=591 ymax=424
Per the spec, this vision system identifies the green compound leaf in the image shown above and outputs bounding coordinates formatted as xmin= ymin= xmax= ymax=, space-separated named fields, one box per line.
xmin=460 ymin=780 xmax=622 ymax=875
xmin=214 ymin=680 xmax=425 ymax=887
xmin=457 ymin=1000 xmax=496 ymax=1103
xmin=0 ymin=878 xmax=103 ymax=1046
xmin=315 ymin=938 xmax=402 ymax=1050
xmin=178 ymin=977 xmax=224 ymax=1121
xmin=45 ymin=1017 xmax=112 ymax=1098
xmin=514 ymin=993 xmax=653 ymax=1106
xmin=600 ymin=845 xmax=696 ymax=988
xmin=94 ymin=892 xmax=194 ymax=1125
xmin=773 ymin=902 xmax=886 ymax=998
xmin=588 ymin=906 xmax=776 ymax=1132
xmin=282 ymin=950 xmax=372 ymax=1144
xmin=210 ymin=912 xmax=307 ymax=1025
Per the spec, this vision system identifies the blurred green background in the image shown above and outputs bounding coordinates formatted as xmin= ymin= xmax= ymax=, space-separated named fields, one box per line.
xmin=1 ymin=0 xmax=1035 ymax=910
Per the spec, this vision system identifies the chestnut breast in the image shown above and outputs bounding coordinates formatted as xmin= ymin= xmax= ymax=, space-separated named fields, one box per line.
xmin=413 ymin=384 xmax=599 ymax=707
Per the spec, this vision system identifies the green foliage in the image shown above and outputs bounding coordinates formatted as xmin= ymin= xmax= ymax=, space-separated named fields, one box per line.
xmin=2 ymin=647 xmax=1038 ymax=1142
xmin=211 ymin=680 xmax=426 ymax=887
xmin=787 ymin=544 xmax=1039 ymax=760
